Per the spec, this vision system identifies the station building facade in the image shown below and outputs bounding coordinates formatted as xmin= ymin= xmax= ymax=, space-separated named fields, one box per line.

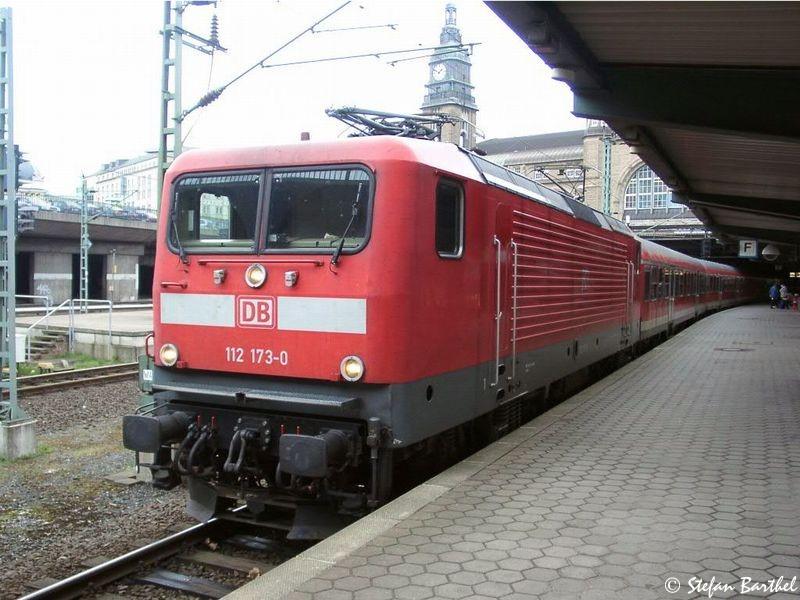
xmin=475 ymin=121 xmax=708 ymax=251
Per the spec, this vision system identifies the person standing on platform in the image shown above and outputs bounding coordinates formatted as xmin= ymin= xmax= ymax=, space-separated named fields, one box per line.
xmin=779 ymin=283 xmax=790 ymax=309
xmin=769 ymin=281 xmax=780 ymax=309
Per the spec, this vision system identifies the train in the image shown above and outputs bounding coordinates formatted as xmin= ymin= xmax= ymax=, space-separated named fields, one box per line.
xmin=122 ymin=136 xmax=759 ymax=538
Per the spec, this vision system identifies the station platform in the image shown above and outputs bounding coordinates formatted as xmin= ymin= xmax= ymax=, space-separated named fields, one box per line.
xmin=17 ymin=308 xmax=153 ymax=361
xmin=229 ymin=305 xmax=800 ymax=600
xmin=16 ymin=307 xmax=153 ymax=334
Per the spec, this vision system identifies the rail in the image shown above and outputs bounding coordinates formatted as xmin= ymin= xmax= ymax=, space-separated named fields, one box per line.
xmin=17 ymin=363 xmax=138 ymax=395
xmin=2 ymin=363 xmax=138 ymax=396
xmin=17 ymin=505 xmax=287 ymax=600
xmin=19 ymin=518 xmax=220 ymax=600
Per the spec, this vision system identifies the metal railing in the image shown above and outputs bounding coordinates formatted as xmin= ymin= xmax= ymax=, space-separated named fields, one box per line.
xmin=15 ymin=294 xmax=51 ymax=309
xmin=25 ymin=299 xmax=74 ymax=361
xmin=23 ymin=298 xmax=113 ymax=362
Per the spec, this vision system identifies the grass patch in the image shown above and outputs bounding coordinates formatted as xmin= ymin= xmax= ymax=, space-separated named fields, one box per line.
xmin=16 ymin=363 xmax=39 ymax=376
xmin=15 ymin=352 xmax=118 ymax=376
xmin=58 ymin=352 xmax=117 ymax=369
xmin=0 ymin=443 xmax=53 ymax=465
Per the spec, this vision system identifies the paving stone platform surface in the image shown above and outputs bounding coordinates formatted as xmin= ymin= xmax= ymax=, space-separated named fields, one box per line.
xmin=230 ymin=305 xmax=800 ymax=600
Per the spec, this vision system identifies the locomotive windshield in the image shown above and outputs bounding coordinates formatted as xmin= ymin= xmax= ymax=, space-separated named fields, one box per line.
xmin=171 ymin=173 xmax=261 ymax=250
xmin=266 ymin=168 xmax=370 ymax=251
xmin=169 ymin=167 xmax=372 ymax=255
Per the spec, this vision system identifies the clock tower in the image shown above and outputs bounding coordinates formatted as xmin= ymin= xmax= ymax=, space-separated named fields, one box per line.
xmin=421 ymin=3 xmax=478 ymax=148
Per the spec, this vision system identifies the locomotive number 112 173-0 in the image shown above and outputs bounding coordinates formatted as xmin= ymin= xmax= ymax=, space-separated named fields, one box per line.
xmin=225 ymin=346 xmax=289 ymax=366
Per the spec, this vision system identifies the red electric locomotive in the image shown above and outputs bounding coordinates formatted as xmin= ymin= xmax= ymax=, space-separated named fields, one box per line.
xmin=123 ymin=137 xmax=757 ymax=537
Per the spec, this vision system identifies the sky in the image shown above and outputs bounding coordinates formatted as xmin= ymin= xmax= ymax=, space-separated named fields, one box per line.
xmin=11 ymin=0 xmax=583 ymax=194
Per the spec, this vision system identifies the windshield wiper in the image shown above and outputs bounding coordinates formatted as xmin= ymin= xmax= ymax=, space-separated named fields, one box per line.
xmin=171 ymin=200 xmax=189 ymax=264
xmin=331 ymin=182 xmax=363 ymax=266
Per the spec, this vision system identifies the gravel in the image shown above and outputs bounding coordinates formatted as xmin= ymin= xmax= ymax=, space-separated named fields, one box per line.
xmin=18 ymin=379 xmax=140 ymax=434
xmin=1 ymin=380 xmax=297 ymax=599
xmin=0 ymin=380 xmax=187 ymax=600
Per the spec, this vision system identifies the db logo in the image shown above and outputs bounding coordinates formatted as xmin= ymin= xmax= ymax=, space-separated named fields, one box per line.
xmin=237 ymin=296 xmax=275 ymax=328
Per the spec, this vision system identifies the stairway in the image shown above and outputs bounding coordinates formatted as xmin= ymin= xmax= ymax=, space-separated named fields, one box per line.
xmin=26 ymin=331 xmax=68 ymax=361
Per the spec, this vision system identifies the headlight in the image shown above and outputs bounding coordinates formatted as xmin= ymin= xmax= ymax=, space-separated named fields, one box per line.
xmin=159 ymin=343 xmax=179 ymax=367
xmin=340 ymin=355 xmax=364 ymax=382
xmin=244 ymin=263 xmax=267 ymax=288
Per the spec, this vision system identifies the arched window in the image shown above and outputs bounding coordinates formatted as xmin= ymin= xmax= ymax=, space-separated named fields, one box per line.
xmin=624 ymin=164 xmax=678 ymax=210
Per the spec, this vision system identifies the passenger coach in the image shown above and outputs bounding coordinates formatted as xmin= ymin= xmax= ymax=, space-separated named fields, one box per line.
xmin=123 ymin=137 xmax=758 ymax=537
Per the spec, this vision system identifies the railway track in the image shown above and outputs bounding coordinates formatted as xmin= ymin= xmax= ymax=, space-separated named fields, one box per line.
xmin=9 ymin=362 xmax=139 ymax=396
xmin=20 ymin=507 xmax=299 ymax=599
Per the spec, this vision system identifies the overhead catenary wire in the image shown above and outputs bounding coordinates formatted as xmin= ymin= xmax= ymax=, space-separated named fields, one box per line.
xmin=534 ymin=167 xmax=579 ymax=199
xmin=182 ymin=35 xmax=218 ymax=145
xmin=257 ymin=42 xmax=481 ymax=71
xmin=386 ymin=45 xmax=476 ymax=66
xmin=179 ymin=0 xmax=352 ymax=121
xmin=312 ymin=23 xmax=398 ymax=33
xmin=636 ymin=208 xmax=700 ymax=233
xmin=177 ymin=3 xmax=481 ymax=129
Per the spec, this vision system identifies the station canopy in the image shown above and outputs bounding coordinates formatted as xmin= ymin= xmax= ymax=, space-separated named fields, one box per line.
xmin=487 ymin=1 xmax=800 ymax=245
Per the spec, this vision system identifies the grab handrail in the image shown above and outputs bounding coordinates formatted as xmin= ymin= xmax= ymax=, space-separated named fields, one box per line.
xmin=510 ymin=240 xmax=519 ymax=382
xmin=491 ymin=236 xmax=502 ymax=388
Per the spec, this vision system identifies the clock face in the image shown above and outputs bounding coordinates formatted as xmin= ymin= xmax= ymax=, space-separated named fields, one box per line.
xmin=432 ymin=64 xmax=446 ymax=81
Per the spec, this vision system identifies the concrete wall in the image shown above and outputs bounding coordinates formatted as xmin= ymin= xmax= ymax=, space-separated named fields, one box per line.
xmin=32 ymin=252 xmax=72 ymax=304
xmin=73 ymin=329 xmax=147 ymax=362
xmin=17 ymin=237 xmax=156 ymax=303
xmin=0 ymin=419 xmax=36 ymax=459
xmin=106 ymin=253 xmax=138 ymax=303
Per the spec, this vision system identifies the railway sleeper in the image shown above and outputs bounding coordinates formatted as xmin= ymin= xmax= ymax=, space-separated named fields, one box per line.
xmin=134 ymin=569 xmax=233 ymax=599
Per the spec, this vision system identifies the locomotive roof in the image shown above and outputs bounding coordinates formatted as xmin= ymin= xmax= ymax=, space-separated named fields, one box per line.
xmin=170 ymin=136 xmax=633 ymax=231
xmin=169 ymin=136 xmax=737 ymax=275
xmin=168 ymin=136 xmax=484 ymax=184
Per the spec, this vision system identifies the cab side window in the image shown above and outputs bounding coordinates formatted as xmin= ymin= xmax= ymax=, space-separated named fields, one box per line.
xmin=435 ymin=180 xmax=464 ymax=258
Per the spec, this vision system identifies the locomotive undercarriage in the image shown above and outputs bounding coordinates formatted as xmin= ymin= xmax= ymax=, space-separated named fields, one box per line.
xmin=124 ymin=401 xmax=393 ymax=539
